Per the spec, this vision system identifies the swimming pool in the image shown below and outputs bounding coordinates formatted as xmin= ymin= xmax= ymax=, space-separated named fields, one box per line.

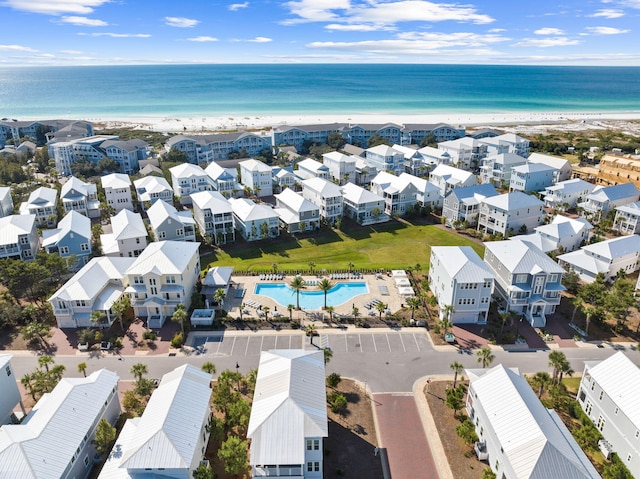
xmin=254 ymin=282 xmax=369 ymax=310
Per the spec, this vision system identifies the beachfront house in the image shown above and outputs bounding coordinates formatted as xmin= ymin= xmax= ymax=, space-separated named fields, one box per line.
xmin=509 ymin=162 xmax=558 ymax=193
xmin=48 ymin=135 xmax=117 ymax=176
xmin=527 ymin=152 xmax=572 ymax=182
xmin=165 ymin=132 xmax=271 ymax=163
xmin=134 ymin=176 xmax=174 ymax=210
xmin=437 ymin=137 xmax=488 ymax=170
xmin=271 ymin=123 xmax=347 ymax=151
xmin=478 ymin=133 xmax=530 ymax=157
xmin=147 ymin=199 xmax=196 ymax=242
xmin=301 ymin=178 xmax=344 ymax=225
xmin=0 ymin=187 xmax=13 ymax=218
xmin=191 ymin=190 xmax=235 ymax=245
xmin=169 ymin=163 xmax=214 ymax=205
xmin=428 ymin=246 xmax=494 ymax=324
xmin=229 ymin=197 xmax=280 ymax=241
xmin=240 ymin=159 xmax=273 ymax=197
xmin=247 ymin=350 xmax=328 ymax=479
xmin=513 ymin=215 xmax=593 ymax=254
xmin=613 ymin=201 xmax=640 ymax=235
xmin=296 ymin=158 xmax=331 ymax=181
xmin=0 ymin=354 xmax=24 ymax=425
xmin=364 ymin=145 xmax=405 ymax=176
xmin=479 ymin=153 xmax=527 ymax=187
xmin=42 ymin=210 xmax=92 ymax=268
xmin=101 ymin=173 xmax=133 ymax=213
xmin=100 ymin=209 xmax=148 ymax=258
xmin=323 ymin=151 xmax=358 ymax=184
xmin=274 ymin=188 xmax=320 ymax=233
xmin=49 ymin=256 xmax=135 ymax=328
xmin=466 ymin=364 xmax=600 ymax=479
xmin=1 ymin=118 xmax=93 ymax=148
xmin=577 ymin=352 xmax=640 ymax=479
xmin=19 ymin=186 xmax=58 ymax=227
xmin=477 ymin=192 xmax=544 ymax=237
xmin=205 ymin=161 xmax=242 ymax=197
xmin=579 ymin=183 xmax=640 ymax=222
xmin=0 ymin=214 xmax=38 ymax=261
xmin=60 ymin=176 xmax=100 ymax=218
xmin=483 ymin=239 xmax=565 ymax=327
xmin=347 ymin=123 xmax=403 ymax=146
xmin=100 ymin=138 xmax=148 ymax=174
xmin=401 ymin=123 xmax=465 ymax=144
xmin=557 ymin=234 xmax=640 ymax=283
xmin=429 ymin=164 xmax=477 ymax=199
xmin=99 ymin=365 xmax=212 ymax=479
xmin=442 ymin=183 xmax=498 ymax=228
xmin=124 ymin=241 xmax=201 ymax=328
xmin=0 ymin=369 xmax=121 ymax=479
xmin=341 ymin=183 xmax=389 ymax=226
xmin=542 ymin=179 xmax=596 ymax=211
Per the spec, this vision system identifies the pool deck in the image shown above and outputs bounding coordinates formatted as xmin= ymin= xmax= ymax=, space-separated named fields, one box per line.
xmin=225 ymin=273 xmax=408 ymax=326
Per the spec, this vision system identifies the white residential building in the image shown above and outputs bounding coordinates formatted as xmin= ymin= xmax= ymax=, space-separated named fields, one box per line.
xmin=354 ymin=157 xmax=378 ymax=186
xmin=19 ymin=186 xmax=58 ymax=227
xmin=0 ymin=355 xmax=24 ymax=426
xmin=169 ymin=163 xmax=214 ymax=204
xmin=101 ymin=173 xmax=133 ymax=213
xmin=613 ymin=201 xmax=640 ymax=235
xmin=428 ymin=246 xmax=494 ymax=323
xmin=438 ymin=137 xmax=488 ymax=170
xmin=408 ymin=174 xmax=441 ymax=210
xmin=478 ymin=133 xmax=530 ymax=157
xmin=391 ymin=144 xmax=429 ymax=177
xmin=442 ymin=183 xmax=498 ymax=228
xmin=514 ymin=215 xmax=593 ymax=254
xmin=296 ymin=158 xmax=331 ymax=181
xmin=147 ymin=200 xmax=196 ymax=242
xmin=301 ymin=178 xmax=343 ymax=225
xmin=363 ymin=145 xmax=404 ymax=176
xmin=239 ymin=159 xmax=273 ymax=197
xmin=133 ymin=176 xmax=173 ymax=210
xmin=49 ymin=256 xmax=135 ymax=328
xmin=509 ymin=162 xmax=558 ymax=193
xmin=99 ymin=365 xmax=212 ymax=479
xmin=543 ymin=179 xmax=596 ymax=211
xmin=477 ymin=192 xmax=544 ymax=237
xmin=557 ymin=234 xmax=640 ymax=283
xmin=322 ymin=151 xmax=357 ymax=184
xmin=272 ymin=166 xmax=297 ymax=193
xmin=484 ymin=239 xmax=565 ymax=327
xmin=229 ymin=198 xmax=280 ymax=241
xmin=0 ymin=369 xmax=121 ymax=479
xmin=204 ymin=161 xmax=241 ymax=197
xmin=101 ymin=209 xmax=148 ymax=258
xmin=341 ymin=183 xmax=389 ymax=226
xmin=248 ymin=350 xmax=328 ymax=479
xmin=190 ymin=190 xmax=235 ymax=244
xmin=479 ymin=153 xmax=527 ymax=187
xmin=42 ymin=210 xmax=92 ymax=267
xmin=100 ymin=138 xmax=148 ymax=175
xmin=577 ymin=352 xmax=640 ymax=479
xmin=528 ymin=152 xmax=572 ymax=182
xmin=0 ymin=187 xmax=13 ymax=218
xmin=274 ymin=188 xmax=321 ymax=233
xmin=466 ymin=364 xmax=600 ymax=479
xmin=579 ymin=183 xmax=640 ymax=222
xmin=429 ymin=164 xmax=477 ymax=198
xmin=0 ymin=214 xmax=38 ymax=261
xmin=124 ymin=241 xmax=201 ymax=328
xmin=417 ymin=146 xmax=452 ymax=168
xmin=61 ymin=176 xmax=100 ymax=218
xmin=371 ymin=171 xmax=422 ymax=216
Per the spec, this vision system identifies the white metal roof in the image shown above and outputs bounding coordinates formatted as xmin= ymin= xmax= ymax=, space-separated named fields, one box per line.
xmin=431 ymin=246 xmax=494 ymax=283
xmin=203 ymin=266 xmax=234 ymax=287
xmin=302 ymin=177 xmax=343 ymax=197
xmin=0 ymin=369 xmax=119 ymax=479
xmin=588 ymin=183 xmax=640 ymax=203
xmin=535 ymin=216 xmax=593 ymax=239
xmin=41 ymin=210 xmax=91 ymax=248
xmin=169 ymin=162 xmax=207 ymax=178
xmin=298 ymin=158 xmax=329 ymax=172
xmin=274 ymin=188 xmax=318 ymax=214
xmin=482 ymin=191 xmax=544 ymax=211
xmin=544 ymin=178 xmax=595 ymax=196
xmin=484 ymin=239 xmax=565 ymax=275
xmin=110 ymin=209 xmax=147 ymax=241
xmin=229 ymin=198 xmax=278 ymax=222
xmin=342 ymin=182 xmax=384 ymax=205
xmin=585 ymin=352 xmax=640 ymax=431
xmin=133 ymin=176 xmax=172 ymax=201
xmin=528 ymin=152 xmax=570 ymax=171
xmin=191 ymin=190 xmax=233 ymax=214
xmin=125 ymin=241 xmax=200 ymax=276
xmin=101 ymin=173 xmax=131 ymax=189
xmin=24 ymin=187 xmax=58 ymax=207
xmin=615 ymin=201 xmax=640 ymax=216
xmin=580 ymin=234 xmax=640 ymax=261
xmin=248 ymin=350 xmax=328 ymax=466
xmin=60 ymin=176 xmax=96 ymax=199
xmin=0 ymin=214 xmax=35 ymax=246
xmin=430 ymin=164 xmax=476 ymax=184
xmin=147 ymin=199 xmax=194 ymax=229
xmin=240 ymin=158 xmax=271 ymax=172
xmin=467 ymin=364 xmax=600 ymax=479
xmin=513 ymin=162 xmax=558 ymax=174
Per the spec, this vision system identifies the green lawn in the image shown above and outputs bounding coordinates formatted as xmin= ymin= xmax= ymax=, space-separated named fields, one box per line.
xmin=201 ymin=219 xmax=484 ymax=273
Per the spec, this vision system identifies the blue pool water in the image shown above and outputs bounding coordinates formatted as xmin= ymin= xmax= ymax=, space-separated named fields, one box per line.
xmin=255 ymin=282 xmax=369 ymax=310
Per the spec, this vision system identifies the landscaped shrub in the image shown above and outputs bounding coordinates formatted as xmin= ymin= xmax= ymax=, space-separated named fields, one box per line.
xmin=328 ymin=391 xmax=347 ymax=414
xmin=142 ymin=331 xmax=157 ymax=341
xmin=170 ymin=332 xmax=184 ymax=348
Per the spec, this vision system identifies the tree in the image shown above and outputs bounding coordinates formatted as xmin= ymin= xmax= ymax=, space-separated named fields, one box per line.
xmin=171 ymin=304 xmax=188 ymax=334
xmin=441 ymin=304 xmax=454 ymax=339
xmin=548 ymin=350 xmax=569 ymax=385
xmin=262 ymin=306 xmax=270 ymax=321
xmin=110 ymin=295 xmax=130 ymax=331
xmin=214 ymin=288 xmax=226 ymax=312
xmin=476 ymin=346 xmax=495 ymax=368
xmin=78 ymin=362 xmax=87 ymax=378
xmin=289 ymin=276 xmax=306 ymax=309
xmin=308 ymin=261 xmax=316 ymax=274
xmin=368 ymin=133 xmax=390 ymax=147
xmin=328 ymin=391 xmax=348 ymax=414
xmin=193 ymin=463 xmax=214 ymax=479
xmin=130 ymin=362 xmax=148 ymax=381
xmin=326 ymin=372 xmax=342 ymax=388
xmin=135 ymin=377 xmax=156 ymax=397
xmin=227 ymin=397 xmax=252 ymax=434
xmin=122 ymin=389 xmax=144 ymax=416
xmin=38 ymin=355 xmax=55 ymax=373
xmin=201 ymin=361 xmax=217 ymax=374
xmin=445 ymin=384 xmax=465 ymax=416
xmin=327 ymin=132 xmax=346 ymax=150
xmin=91 ymin=310 xmax=106 ymax=328
xmin=305 ymin=323 xmax=317 ymax=344
xmin=482 ymin=469 xmax=497 ymax=479
xmin=217 ymin=435 xmax=248 ymax=476
xmin=325 ymin=305 xmax=335 ymax=322
xmin=21 ymin=320 xmax=51 ymax=349
xmin=530 ymin=371 xmax=552 ymax=398
xmin=456 ymin=418 xmax=478 ymax=446
xmin=562 ymin=269 xmax=580 ymax=294
xmin=450 ymin=361 xmax=464 ymax=388
xmin=260 ymin=221 xmax=269 ymax=239
xmin=376 ymin=301 xmax=387 ymax=320
xmin=93 ymin=418 xmax=116 ymax=457
xmin=323 ymin=347 xmax=333 ymax=364
xmin=406 ymin=296 xmax=421 ymax=320
xmin=287 ymin=304 xmax=295 ymax=321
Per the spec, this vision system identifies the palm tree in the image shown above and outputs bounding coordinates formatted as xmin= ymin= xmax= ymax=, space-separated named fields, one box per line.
xmin=272 ymin=262 xmax=278 ymax=274
xmin=450 ymin=361 xmax=464 ymax=388
xmin=262 ymin=306 xmax=270 ymax=321
xmin=171 ymin=304 xmax=188 ymax=334
xmin=111 ymin=295 xmax=130 ymax=331
xmin=352 ymin=306 xmax=359 ymax=319
xmin=325 ymin=305 xmax=335 ymax=322
xmin=287 ymin=304 xmax=295 ymax=321
xmin=214 ymin=288 xmax=226 ymax=312
xmin=318 ymin=278 xmax=334 ymax=309
xmin=308 ymin=261 xmax=316 ymax=274
xmin=38 ymin=355 xmax=54 ymax=373
xmin=323 ymin=348 xmax=333 ymax=364
xmin=441 ymin=304 xmax=454 ymax=339
xmin=476 ymin=346 xmax=495 ymax=368
xmin=347 ymin=262 xmax=355 ymax=273
xmin=530 ymin=371 xmax=552 ymax=398
xmin=90 ymin=310 xmax=106 ymax=328
xmin=289 ymin=276 xmax=306 ymax=309
xmin=130 ymin=363 xmax=148 ymax=381
xmin=376 ymin=301 xmax=387 ymax=320
xmin=201 ymin=362 xmax=217 ymax=374
xmin=78 ymin=362 xmax=87 ymax=378
xmin=548 ymin=350 xmax=568 ymax=385
xmin=406 ymin=296 xmax=421 ymax=320
xmin=305 ymin=323 xmax=317 ymax=345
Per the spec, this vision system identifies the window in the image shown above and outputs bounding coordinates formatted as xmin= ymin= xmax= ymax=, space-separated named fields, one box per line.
xmin=84 ymin=455 xmax=90 ymax=467
xmin=80 ymin=243 xmax=89 ymax=251
xmin=307 ymin=462 xmax=313 ymax=472
xmin=159 ymin=231 xmax=166 ymax=239
xmin=134 ymin=276 xmax=144 ymax=284
xmin=596 ymin=416 xmax=606 ymax=432
xmin=5 ymin=366 xmax=11 ymax=376
xmin=515 ymin=274 xmax=527 ymax=283
xmin=166 ymin=276 xmax=176 ymax=284
xmin=599 ymin=390 xmax=604 ymax=401
xmin=20 ymin=236 xmax=29 ymax=245
xmin=176 ymin=228 xmax=184 ymax=236
xmin=314 ymin=439 xmax=320 ymax=450
xmin=314 ymin=462 xmax=320 ymax=472
xmin=549 ymin=273 xmax=559 ymax=282
xmin=585 ymin=401 xmax=593 ymax=416
xmin=59 ymin=246 xmax=69 ymax=255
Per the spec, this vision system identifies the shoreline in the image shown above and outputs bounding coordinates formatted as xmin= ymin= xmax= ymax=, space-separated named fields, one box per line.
xmin=76 ymin=111 xmax=640 ymax=134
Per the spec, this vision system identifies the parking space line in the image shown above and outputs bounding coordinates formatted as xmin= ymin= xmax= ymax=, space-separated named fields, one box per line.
xmin=230 ymin=337 xmax=236 ymax=355
xmin=413 ymin=333 xmax=421 ymax=352
xmin=215 ymin=339 xmax=222 ymax=354
xmin=288 ymin=335 xmax=292 ymax=349
xmin=398 ymin=333 xmax=407 ymax=352
xmin=245 ymin=337 xmax=251 ymax=355
xmin=344 ymin=334 xmax=348 ymax=352
xmin=386 ymin=334 xmax=392 ymax=352
xmin=260 ymin=336 xmax=264 ymax=351
xmin=358 ymin=334 xmax=363 ymax=353
xmin=274 ymin=335 xmax=278 ymax=349
xmin=372 ymin=334 xmax=378 ymax=352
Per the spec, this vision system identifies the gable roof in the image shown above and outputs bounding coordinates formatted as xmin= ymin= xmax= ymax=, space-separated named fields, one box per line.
xmin=133 ymin=176 xmax=172 ymax=199
xmin=60 ymin=176 xmax=96 ymax=199
xmin=191 ymin=190 xmax=232 ymax=214
xmin=588 ymin=183 xmax=640 ymax=202
xmin=512 ymin=162 xmax=558 ymax=174
xmin=229 ymin=198 xmax=278 ymax=222
xmin=482 ymin=152 xmax=528 ymax=166
xmin=446 ymin=183 xmax=498 ymax=205
xmin=579 ymin=234 xmax=640 ymax=261
xmin=302 ymin=177 xmax=342 ymax=197
xmin=41 ymin=210 xmax=91 ymax=248
xmin=24 ymin=187 xmax=57 ymax=207
xmin=0 ymin=214 xmax=35 ymax=246
xmin=239 ymin=158 xmax=271 ymax=172
xmin=298 ymin=158 xmax=329 ymax=173
xmin=205 ymin=161 xmax=238 ymax=181
xmin=101 ymin=173 xmax=131 ymax=189
xmin=544 ymin=178 xmax=594 ymax=195
xmin=147 ymin=199 xmax=195 ymax=229
xmin=125 ymin=241 xmax=200 ymax=276
xmin=482 ymin=191 xmax=544 ymax=211
xmin=484 ymin=239 xmax=565 ymax=275
xmin=431 ymin=246 xmax=494 ymax=283
xmin=535 ymin=215 xmax=593 ymax=239
xmin=248 ymin=350 xmax=327 ymax=466
xmin=342 ymin=182 xmax=384 ymax=204
xmin=169 ymin=162 xmax=207 ymax=178
xmin=111 ymin=209 xmax=147 ymax=241
xmin=430 ymin=164 xmax=476 ymax=185
xmin=275 ymin=188 xmax=318 ymax=213
xmin=528 ymin=152 xmax=570 ymax=171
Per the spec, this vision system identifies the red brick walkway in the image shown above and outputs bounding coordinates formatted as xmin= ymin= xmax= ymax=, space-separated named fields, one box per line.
xmin=373 ymin=393 xmax=437 ymax=479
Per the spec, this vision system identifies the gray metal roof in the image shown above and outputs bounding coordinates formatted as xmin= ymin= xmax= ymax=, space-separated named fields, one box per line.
xmin=125 ymin=241 xmax=200 ymax=276
xmin=431 ymin=246 xmax=494 ymax=283
xmin=484 ymin=239 xmax=565 ymax=275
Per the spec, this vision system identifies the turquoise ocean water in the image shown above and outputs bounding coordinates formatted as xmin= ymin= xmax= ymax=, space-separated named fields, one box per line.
xmin=0 ymin=64 xmax=639 ymax=119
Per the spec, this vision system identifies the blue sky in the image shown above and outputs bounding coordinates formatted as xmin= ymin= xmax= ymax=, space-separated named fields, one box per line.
xmin=1 ymin=0 xmax=639 ymax=66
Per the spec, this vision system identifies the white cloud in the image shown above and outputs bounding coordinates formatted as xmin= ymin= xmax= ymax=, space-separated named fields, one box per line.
xmin=282 ymin=0 xmax=494 ymax=26
xmin=231 ymin=36 xmax=272 ymax=42
xmin=534 ymin=27 xmax=565 ymax=35
xmin=187 ymin=36 xmax=219 ymax=42
xmin=589 ymin=9 xmax=625 ymax=18
xmin=60 ymin=16 xmax=108 ymax=26
xmin=396 ymin=31 xmax=510 ymax=46
xmin=585 ymin=26 xmax=629 ymax=35
xmin=619 ymin=0 xmax=640 ymax=8
xmin=488 ymin=28 xmax=506 ymax=33
xmin=3 ymin=0 xmax=110 ymax=15
xmin=308 ymin=39 xmax=500 ymax=56
xmin=0 ymin=44 xmax=37 ymax=52
xmin=59 ymin=49 xmax=85 ymax=54
xmin=325 ymin=23 xmax=396 ymax=31
xmin=164 ymin=16 xmax=199 ymax=28
xmin=228 ymin=2 xmax=249 ymax=10
xmin=78 ymin=32 xmax=151 ymax=38
xmin=513 ymin=37 xmax=580 ymax=47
